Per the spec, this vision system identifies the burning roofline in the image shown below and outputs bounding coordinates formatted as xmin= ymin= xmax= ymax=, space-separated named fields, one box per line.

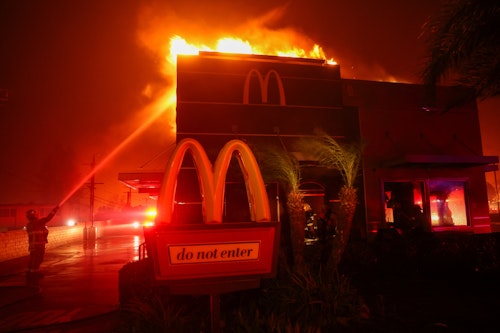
xmin=195 ymin=51 xmax=332 ymax=66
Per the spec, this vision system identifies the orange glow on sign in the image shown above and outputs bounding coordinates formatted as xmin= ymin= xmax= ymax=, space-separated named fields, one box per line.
xmin=156 ymin=138 xmax=271 ymax=224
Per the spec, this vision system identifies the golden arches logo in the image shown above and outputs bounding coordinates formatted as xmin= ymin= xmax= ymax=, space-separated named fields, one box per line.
xmin=243 ymin=69 xmax=286 ymax=106
xmin=156 ymin=139 xmax=271 ymax=224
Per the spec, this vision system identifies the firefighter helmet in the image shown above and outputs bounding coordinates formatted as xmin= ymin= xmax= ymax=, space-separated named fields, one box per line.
xmin=26 ymin=209 xmax=37 ymax=219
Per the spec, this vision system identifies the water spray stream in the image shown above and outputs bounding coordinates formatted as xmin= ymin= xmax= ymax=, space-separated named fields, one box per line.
xmin=58 ymin=92 xmax=176 ymax=207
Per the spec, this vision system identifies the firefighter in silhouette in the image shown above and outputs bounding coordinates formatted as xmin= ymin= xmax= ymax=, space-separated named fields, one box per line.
xmin=26 ymin=205 xmax=59 ymax=278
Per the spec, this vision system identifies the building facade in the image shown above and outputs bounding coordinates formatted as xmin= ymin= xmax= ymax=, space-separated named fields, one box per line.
xmin=119 ymin=52 xmax=497 ymax=237
xmin=344 ymin=79 xmax=497 ymax=236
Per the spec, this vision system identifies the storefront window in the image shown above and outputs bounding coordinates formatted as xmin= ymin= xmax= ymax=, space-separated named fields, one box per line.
xmin=384 ymin=179 xmax=469 ymax=231
xmin=429 ymin=180 xmax=467 ymax=227
xmin=384 ymin=181 xmax=425 ymax=231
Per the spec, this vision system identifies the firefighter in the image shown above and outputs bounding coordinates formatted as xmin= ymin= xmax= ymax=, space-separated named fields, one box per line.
xmin=25 ymin=205 xmax=59 ymax=277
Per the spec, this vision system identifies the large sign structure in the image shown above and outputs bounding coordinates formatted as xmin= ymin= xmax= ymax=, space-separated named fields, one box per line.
xmin=148 ymin=138 xmax=280 ymax=294
xmin=156 ymin=138 xmax=271 ymax=224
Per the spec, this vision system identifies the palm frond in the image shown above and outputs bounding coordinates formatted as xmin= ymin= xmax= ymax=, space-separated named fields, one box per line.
xmin=255 ymin=144 xmax=301 ymax=193
xmin=296 ymin=130 xmax=363 ymax=188
xmin=421 ymin=0 xmax=500 ymax=99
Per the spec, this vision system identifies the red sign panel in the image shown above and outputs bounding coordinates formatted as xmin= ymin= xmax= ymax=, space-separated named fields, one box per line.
xmin=152 ymin=223 xmax=279 ymax=281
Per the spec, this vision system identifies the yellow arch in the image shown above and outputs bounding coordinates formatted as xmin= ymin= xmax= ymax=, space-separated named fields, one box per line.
xmin=156 ymin=139 xmax=271 ymax=224
xmin=243 ymin=69 xmax=286 ymax=106
xmin=156 ymin=139 xmax=214 ymax=224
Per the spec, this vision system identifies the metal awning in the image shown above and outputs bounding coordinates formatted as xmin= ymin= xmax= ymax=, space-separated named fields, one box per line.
xmin=118 ymin=171 xmax=163 ymax=195
xmin=384 ymin=154 xmax=499 ymax=169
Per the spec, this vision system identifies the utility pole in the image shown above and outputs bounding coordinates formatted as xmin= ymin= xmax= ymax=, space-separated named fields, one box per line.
xmin=494 ymin=169 xmax=500 ymax=215
xmin=90 ymin=155 xmax=95 ymax=227
xmin=85 ymin=155 xmax=103 ymax=249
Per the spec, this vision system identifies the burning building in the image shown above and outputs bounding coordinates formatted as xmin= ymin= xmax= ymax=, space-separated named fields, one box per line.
xmin=119 ymin=51 xmax=497 ymax=237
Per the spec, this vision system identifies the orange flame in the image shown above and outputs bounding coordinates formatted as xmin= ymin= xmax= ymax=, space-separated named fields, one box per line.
xmin=140 ymin=33 xmax=337 ymax=147
xmin=133 ymin=5 xmax=339 ymax=162
xmin=168 ymin=35 xmax=336 ymax=65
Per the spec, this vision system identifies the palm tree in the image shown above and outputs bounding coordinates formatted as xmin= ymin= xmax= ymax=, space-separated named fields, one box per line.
xmin=421 ymin=0 xmax=500 ymax=100
xmin=297 ymin=131 xmax=363 ymax=271
xmin=256 ymin=145 xmax=306 ymax=273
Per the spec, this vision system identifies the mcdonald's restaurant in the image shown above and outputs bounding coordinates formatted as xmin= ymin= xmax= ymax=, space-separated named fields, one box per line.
xmin=119 ymin=52 xmax=498 ymax=240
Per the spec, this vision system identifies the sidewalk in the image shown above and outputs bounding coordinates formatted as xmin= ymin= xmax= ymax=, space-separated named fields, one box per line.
xmin=0 ymin=229 xmax=143 ymax=332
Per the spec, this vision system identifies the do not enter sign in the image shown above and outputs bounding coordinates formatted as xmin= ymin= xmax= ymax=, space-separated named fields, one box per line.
xmin=169 ymin=242 xmax=260 ymax=264
xmin=151 ymin=223 xmax=279 ymax=281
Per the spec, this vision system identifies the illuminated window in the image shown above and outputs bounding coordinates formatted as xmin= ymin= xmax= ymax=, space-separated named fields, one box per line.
xmin=384 ymin=181 xmax=425 ymax=230
xmin=429 ymin=180 xmax=467 ymax=227
xmin=384 ymin=179 xmax=469 ymax=231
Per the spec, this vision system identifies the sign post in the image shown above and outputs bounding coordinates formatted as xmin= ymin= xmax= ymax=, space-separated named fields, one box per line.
xmin=148 ymin=139 xmax=280 ymax=332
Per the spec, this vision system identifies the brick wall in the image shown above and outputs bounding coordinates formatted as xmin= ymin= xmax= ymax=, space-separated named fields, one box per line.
xmin=0 ymin=225 xmax=90 ymax=262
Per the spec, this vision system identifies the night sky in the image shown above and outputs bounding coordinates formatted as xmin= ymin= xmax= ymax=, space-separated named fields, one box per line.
xmin=0 ymin=0 xmax=498 ymax=208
